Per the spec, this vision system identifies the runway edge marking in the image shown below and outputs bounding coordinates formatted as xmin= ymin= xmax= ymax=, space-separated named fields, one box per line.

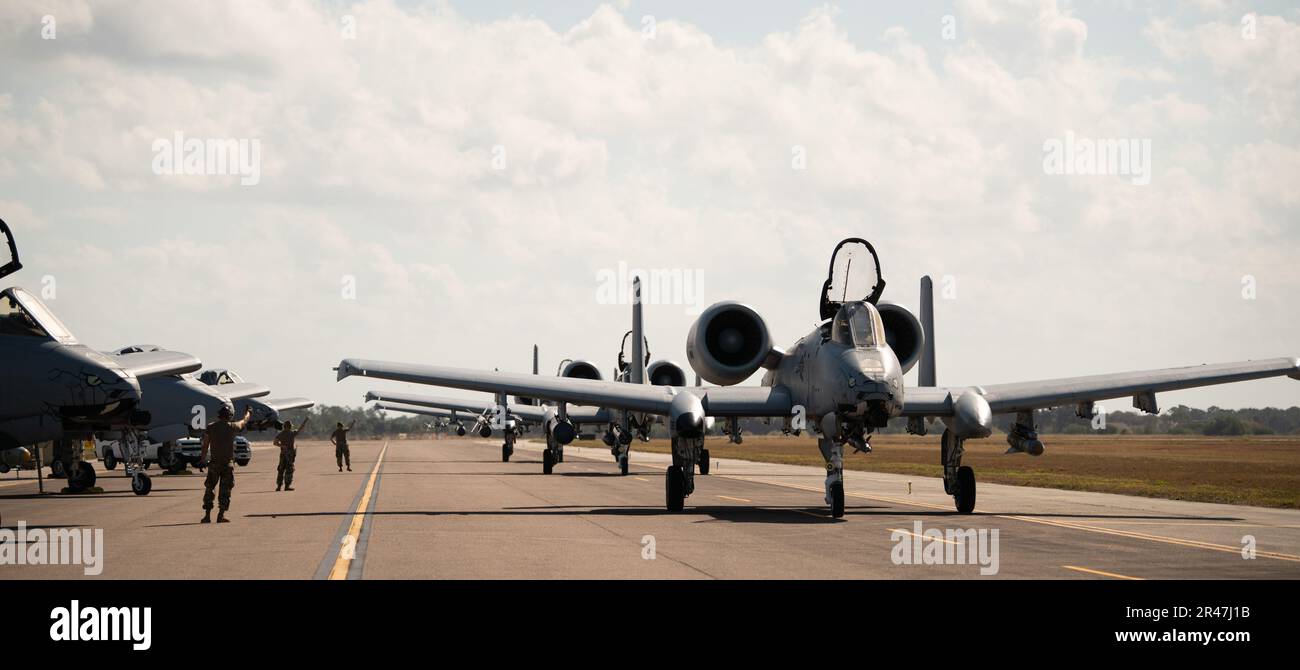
xmin=324 ymin=441 xmax=389 ymax=581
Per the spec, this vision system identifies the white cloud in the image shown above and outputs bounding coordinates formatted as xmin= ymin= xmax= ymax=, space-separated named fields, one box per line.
xmin=0 ymin=1 xmax=1295 ymax=409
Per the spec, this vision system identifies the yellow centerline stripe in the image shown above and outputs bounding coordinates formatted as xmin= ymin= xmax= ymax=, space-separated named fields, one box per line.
xmin=718 ymin=473 xmax=1300 ymax=563
xmin=1063 ymin=565 xmax=1144 ymax=580
xmin=716 ymin=495 xmax=752 ymax=503
xmin=328 ymin=441 xmax=389 ymax=581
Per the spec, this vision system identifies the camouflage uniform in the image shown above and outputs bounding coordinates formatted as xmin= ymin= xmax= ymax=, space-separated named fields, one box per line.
xmin=202 ymin=420 xmax=239 ymax=513
xmin=275 ymin=426 xmax=300 ymax=489
xmin=331 ymin=426 xmax=352 ymax=470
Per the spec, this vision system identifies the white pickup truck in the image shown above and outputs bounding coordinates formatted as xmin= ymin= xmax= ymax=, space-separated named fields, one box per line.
xmin=95 ymin=438 xmax=164 ymax=471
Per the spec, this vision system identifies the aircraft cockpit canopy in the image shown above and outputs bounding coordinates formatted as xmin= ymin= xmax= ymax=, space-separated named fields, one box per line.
xmin=200 ymin=369 xmax=245 ymax=385
xmin=820 ymin=238 xmax=885 ymax=320
xmin=0 ymin=218 xmax=20 ymax=282
xmin=830 ymin=301 xmax=885 ymax=350
xmin=0 ymin=287 xmax=76 ymax=342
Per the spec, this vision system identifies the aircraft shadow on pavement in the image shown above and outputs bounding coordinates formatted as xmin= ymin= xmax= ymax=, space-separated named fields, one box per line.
xmin=241 ymin=505 xmax=877 ymax=524
xmin=0 ymin=489 xmax=192 ymax=500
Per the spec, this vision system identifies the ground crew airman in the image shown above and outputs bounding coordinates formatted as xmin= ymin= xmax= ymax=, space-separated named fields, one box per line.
xmin=199 ymin=405 xmax=251 ymax=524
xmin=331 ymin=420 xmax=355 ymax=472
xmin=274 ymin=416 xmax=309 ymax=491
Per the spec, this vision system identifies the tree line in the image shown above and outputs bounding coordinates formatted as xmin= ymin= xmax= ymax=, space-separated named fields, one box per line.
xmin=276 ymin=403 xmax=1300 ymax=439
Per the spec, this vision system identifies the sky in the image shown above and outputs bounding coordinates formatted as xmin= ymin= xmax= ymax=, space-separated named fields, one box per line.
xmin=0 ymin=0 xmax=1297 ymax=413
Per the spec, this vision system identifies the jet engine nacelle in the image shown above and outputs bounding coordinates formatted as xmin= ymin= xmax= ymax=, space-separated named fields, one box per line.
xmin=686 ymin=302 xmax=773 ymax=386
xmin=1 ymin=446 xmax=32 ymax=468
xmin=560 ymin=360 xmax=603 ymax=381
xmin=646 ymin=360 xmax=687 ymax=387
xmin=877 ymin=302 xmax=925 ymax=374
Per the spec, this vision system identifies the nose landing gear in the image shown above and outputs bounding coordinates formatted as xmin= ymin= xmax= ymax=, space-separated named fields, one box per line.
xmin=817 ymin=437 xmax=846 ymax=518
xmin=663 ymin=435 xmax=700 ymax=512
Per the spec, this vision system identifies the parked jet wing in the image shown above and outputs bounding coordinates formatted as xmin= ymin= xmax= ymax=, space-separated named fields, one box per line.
xmin=901 ymin=357 xmax=1300 ymax=416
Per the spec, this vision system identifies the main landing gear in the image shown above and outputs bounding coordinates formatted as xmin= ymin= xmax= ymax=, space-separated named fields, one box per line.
xmin=119 ymin=429 xmax=152 ymax=496
xmin=941 ymin=429 xmax=976 ymax=514
xmin=663 ymin=435 xmax=703 ymax=512
xmin=502 ymin=432 xmax=515 ymax=462
xmin=541 ymin=432 xmax=564 ymax=474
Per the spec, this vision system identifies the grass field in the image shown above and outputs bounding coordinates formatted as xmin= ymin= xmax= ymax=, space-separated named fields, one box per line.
xmin=629 ymin=434 xmax=1300 ymax=509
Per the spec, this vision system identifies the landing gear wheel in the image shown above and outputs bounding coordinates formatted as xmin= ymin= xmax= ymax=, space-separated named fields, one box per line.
xmin=131 ymin=472 xmax=152 ymax=496
xmin=103 ymin=452 xmax=118 ymax=470
xmin=165 ymin=458 xmax=187 ymax=475
xmin=67 ymin=461 xmax=95 ymax=492
xmin=556 ymin=449 xmax=564 ymax=463
xmin=698 ymin=449 xmax=711 ymax=476
xmin=619 ymin=455 xmax=629 ymax=476
xmin=502 ymin=444 xmax=511 ymax=462
xmin=665 ymin=465 xmax=685 ymax=512
xmin=830 ymin=480 xmax=845 ymax=518
xmin=954 ymin=466 xmax=976 ymax=514
xmin=542 ymin=448 xmax=555 ymax=475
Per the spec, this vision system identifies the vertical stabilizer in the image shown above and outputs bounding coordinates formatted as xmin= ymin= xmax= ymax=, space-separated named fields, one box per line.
xmin=630 ymin=276 xmax=646 ymax=384
xmin=919 ymin=275 xmax=936 ymax=387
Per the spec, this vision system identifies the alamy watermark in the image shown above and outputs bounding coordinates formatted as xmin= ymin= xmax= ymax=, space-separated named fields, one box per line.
xmin=891 ymin=521 xmax=999 ymax=576
xmin=596 ymin=261 xmax=705 ymax=315
xmin=1043 ymin=131 xmax=1151 ymax=186
xmin=1 ymin=521 xmax=104 ymax=576
xmin=151 ymin=131 xmax=262 ymax=186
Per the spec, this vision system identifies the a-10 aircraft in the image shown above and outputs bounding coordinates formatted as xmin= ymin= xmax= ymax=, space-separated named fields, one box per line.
xmin=0 ymin=220 xmax=202 ymax=491
xmin=0 ymin=220 xmax=314 ymax=494
xmin=104 ymin=350 xmax=313 ymax=488
xmin=364 ymin=332 xmax=708 ymax=475
xmin=338 ymin=238 xmax=1300 ymax=518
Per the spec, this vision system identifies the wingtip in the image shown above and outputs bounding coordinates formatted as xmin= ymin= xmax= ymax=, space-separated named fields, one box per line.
xmin=1288 ymin=357 xmax=1300 ymax=381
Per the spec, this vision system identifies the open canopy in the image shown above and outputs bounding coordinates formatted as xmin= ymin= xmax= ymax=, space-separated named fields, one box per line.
xmin=819 ymin=238 xmax=885 ymax=320
xmin=0 ymin=218 xmax=21 ymax=282
xmin=0 ymin=287 xmax=76 ymax=342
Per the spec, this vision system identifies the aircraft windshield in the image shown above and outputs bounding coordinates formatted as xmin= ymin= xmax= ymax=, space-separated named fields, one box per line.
xmin=831 ymin=302 xmax=883 ymax=349
xmin=0 ymin=289 xmax=74 ymax=340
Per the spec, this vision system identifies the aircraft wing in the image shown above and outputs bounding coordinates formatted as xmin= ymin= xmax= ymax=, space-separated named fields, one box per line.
xmin=112 ymin=350 xmax=203 ymax=379
xmin=214 ymin=382 xmax=272 ymax=401
xmin=367 ymin=390 xmax=520 ymax=418
xmin=374 ymin=402 xmax=463 ymax=419
xmin=366 ymin=389 xmax=612 ymax=424
xmin=259 ymin=397 xmax=314 ymax=413
xmin=341 ymin=359 xmax=794 ymax=417
xmin=902 ymin=357 xmax=1300 ymax=416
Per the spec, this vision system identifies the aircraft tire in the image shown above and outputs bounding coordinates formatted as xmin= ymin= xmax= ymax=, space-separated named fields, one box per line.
xmin=955 ymin=466 xmax=976 ymax=514
xmin=132 ymin=472 xmax=152 ymax=496
xmin=830 ymin=480 xmax=845 ymax=518
xmin=543 ymin=448 xmax=554 ymax=475
xmin=68 ymin=461 xmax=95 ymax=492
xmin=619 ymin=456 xmax=629 ymax=476
xmin=103 ymin=452 xmax=117 ymax=470
xmin=665 ymin=465 xmax=685 ymax=512
xmin=698 ymin=449 xmax=711 ymax=476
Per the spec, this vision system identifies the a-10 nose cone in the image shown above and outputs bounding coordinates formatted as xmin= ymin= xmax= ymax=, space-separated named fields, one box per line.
xmin=56 ymin=352 xmax=144 ymax=422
